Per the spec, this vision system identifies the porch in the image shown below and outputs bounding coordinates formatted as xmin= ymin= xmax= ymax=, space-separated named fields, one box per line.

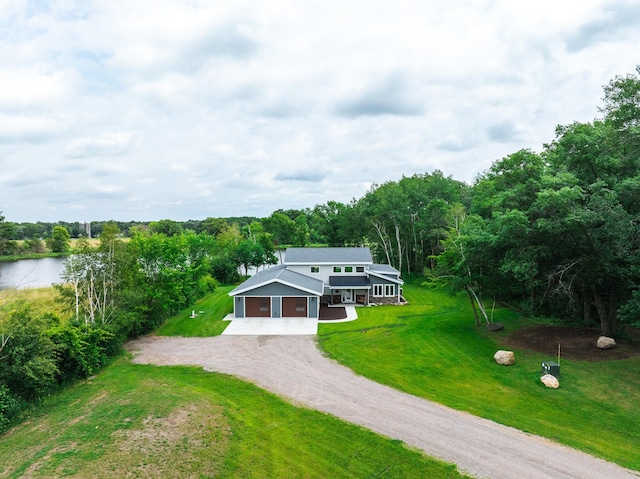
xmin=326 ymin=276 xmax=371 ymax=306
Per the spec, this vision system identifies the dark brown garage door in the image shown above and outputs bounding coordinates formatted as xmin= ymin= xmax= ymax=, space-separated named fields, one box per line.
xmin=282 ymin=297 xmax=307 ymax=317
xmin=245 ymin=297 xmax=271 ymax=317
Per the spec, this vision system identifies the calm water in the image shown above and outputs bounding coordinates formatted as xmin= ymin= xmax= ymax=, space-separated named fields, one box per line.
xmin=0 ymin=257 xmax=66 ymax=290
xmin=0 ymin=249 xmax=284 ymax=290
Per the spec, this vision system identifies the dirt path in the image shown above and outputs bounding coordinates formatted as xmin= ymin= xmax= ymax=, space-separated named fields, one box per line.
xmin=126 ymin=335 xmax=638 ymax=479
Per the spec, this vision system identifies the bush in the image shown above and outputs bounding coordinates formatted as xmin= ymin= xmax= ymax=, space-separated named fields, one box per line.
xmin=197 ymin=274 xmax=218 ymax=296
xmin=0 ymin=309 xmax=59 ymax=401
xmin=48 ymin=324 xmax=114 ymax=382
xmin=0 ymin=384 xmax=20 ymax=433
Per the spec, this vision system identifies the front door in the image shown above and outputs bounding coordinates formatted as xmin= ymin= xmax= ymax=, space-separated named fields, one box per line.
xmin=341 ymin=289 xmax=354 ymax=303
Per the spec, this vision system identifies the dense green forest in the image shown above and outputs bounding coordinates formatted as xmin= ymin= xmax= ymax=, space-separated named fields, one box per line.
xmin=1 ymin=68 xmax=639 ymax=432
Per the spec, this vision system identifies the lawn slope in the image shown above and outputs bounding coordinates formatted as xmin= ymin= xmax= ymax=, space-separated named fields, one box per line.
xmin=318 ymin=282 xmax=640 ymax=471
xmin=0 ymin=356 xmax=470 ymax=478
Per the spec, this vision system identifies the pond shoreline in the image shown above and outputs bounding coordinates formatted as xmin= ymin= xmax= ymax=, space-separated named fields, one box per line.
xmin=0 ymin=252 xmax=69 ymax=263
xmin=0 ymin=257 xmax=67 ymax=290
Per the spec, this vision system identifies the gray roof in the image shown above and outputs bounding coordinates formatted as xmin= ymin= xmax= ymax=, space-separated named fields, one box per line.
xmin=368 ymin=264 xmax=404 ymax=285
xmin=369 ymin=264 xmax=401 ymax=275
xmin=285 ymin=247 xmax=373 ymax=265
xmin=229 ymin=264 xmax=324 ymax=296
xmin=328 ymin=276 xmax=371 ymax=288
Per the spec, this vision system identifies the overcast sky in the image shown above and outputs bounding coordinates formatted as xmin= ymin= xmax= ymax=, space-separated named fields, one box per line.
xmin=1 ymin=0 xmax=639 ymax=223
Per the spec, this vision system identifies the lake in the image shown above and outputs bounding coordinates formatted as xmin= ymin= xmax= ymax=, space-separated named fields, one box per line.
xmin=0 ymin=250 xmax=284 ymax=290
xmin=0 ymin=257 xmax=66 ymax=290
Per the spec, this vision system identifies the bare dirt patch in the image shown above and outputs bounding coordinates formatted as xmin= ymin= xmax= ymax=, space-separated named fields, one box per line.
xmin=89 ymin=401 xmax=228 ymax=479
xmin=500 ymin=325 xmax=640 ymax=361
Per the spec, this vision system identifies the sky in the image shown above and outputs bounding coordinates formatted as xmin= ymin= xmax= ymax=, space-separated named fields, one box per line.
xmin=1 ymin=0 xmax=639 ymax=223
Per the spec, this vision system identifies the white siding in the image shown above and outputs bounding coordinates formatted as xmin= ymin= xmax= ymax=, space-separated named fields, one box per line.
xmin=286 ymin=264 xmax=368 ymax=284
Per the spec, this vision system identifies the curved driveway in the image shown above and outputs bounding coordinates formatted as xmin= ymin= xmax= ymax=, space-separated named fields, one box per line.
xmin=126 ymin=335 xmax=638 ymax=479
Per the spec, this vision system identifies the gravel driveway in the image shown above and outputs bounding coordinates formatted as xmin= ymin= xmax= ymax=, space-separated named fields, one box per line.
xmin=126 ymin=335 xmax=638 ymax=479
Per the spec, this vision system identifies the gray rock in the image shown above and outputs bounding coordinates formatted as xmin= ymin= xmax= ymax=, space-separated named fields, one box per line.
xmin=541 ymin=373 xmax=560 ymax=389
xmin=494 ymin=350 xmax=515 ymax=366
xmin=596 ymin=336 xmax=616 ymax=350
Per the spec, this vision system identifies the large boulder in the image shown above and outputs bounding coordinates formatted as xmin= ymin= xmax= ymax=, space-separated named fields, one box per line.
xmin=541 ymin=374 xmax=560 ymax=389
xmin=494 ymin=350 xmax=515 ymax=366
xmin=596 ymin=336 xmax=616 ymax=350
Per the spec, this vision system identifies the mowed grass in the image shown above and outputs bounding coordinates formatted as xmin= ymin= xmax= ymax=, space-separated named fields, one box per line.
xmin=0 ymin=356 xmax=470 ymax=479
xmin=156 ymin=284 xmax=235 ymax=336
xmin=318 ymin=281 xmax=640 ymax=471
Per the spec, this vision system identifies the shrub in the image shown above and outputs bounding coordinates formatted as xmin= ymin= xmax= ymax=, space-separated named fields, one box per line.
xmin=0 ymin=384 xmax=20 ymax=433
xmin=48 ymin=324 xmax=114 ymax=382
xmin=0 ymin=309 xmax=59 ymax=401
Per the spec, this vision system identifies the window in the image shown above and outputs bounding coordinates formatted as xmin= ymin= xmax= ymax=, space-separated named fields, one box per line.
xmin=259 ymin=298 xmax=269 ymax=312
xmin=356 ymin=266 xmax=365 ymax=273
xmin=295 ymin=298 xmax=306 ymax=312
xmin=333 ymin=266 xmax=342 ymax=273
xmin=345 ymin=266 xmax=353 ymax=273
xmin=385 ymin=284 xmax=395 ymax=296
xmin=373 ymin=284 xmax=383 ymax=296
xmin=310 ymin=266 xmax=319 ymax=273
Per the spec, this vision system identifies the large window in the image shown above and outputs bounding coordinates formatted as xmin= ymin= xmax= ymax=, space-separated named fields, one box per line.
xmin=373 ymin=284 xmax=383 ymax=296
xmin=385 ymin=284 xmax=395 ymax=296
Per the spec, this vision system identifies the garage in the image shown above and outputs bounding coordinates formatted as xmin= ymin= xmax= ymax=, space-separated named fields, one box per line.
xmin=229 ymin=266 xmax=323 ymax=319
xmin=245 ymin=297 xmax=271 ymax=317
xmin=282 ymin=297 xmax=307 ymax=317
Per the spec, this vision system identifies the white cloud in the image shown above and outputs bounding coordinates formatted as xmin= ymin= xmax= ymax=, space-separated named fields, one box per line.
xmin=65 ymin=132 xmax=134 ymax=158
xmin=1 ymin=0 xmax=639 ymax=222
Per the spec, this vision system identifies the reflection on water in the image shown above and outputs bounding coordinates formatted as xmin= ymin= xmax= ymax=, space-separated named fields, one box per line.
xmin=0 ymin=257 xmax=67 ymax=290
xmin=0 ymin=249 xmax=286 ymax=290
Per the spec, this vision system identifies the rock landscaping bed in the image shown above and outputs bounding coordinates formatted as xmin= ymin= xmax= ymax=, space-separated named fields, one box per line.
xmin=500 ymin=325 xmax=640 ymax=361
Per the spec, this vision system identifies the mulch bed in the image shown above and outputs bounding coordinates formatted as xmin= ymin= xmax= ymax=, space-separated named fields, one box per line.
xmin=319 ymin=304 xmax=348 ymax=320
xmin=499 ymin=325 xmax=640 ymax=361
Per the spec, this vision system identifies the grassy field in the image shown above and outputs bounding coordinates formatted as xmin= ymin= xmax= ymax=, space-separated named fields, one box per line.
xmin=318 ymin=281 xmax=640 ymax=471
xmin=0 ymin=357 xmax=469 ymax=478
xmin=0 ymin=287 xmax=67 ymax=319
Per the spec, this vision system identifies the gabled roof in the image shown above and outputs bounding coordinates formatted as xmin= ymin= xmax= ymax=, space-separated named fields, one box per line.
xmin=368 ymin=264 xmax=404 ymax=284
xmin=229 ymin=264 xmax=324 ymax=296
xmin=369 ymin=264 xmax=401 ymax=275
xmin=285 ymin=247 xmax=373 ymax=265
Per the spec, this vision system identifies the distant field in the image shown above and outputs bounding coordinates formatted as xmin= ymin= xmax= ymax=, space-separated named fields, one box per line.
xmin=0 ymin=238 xmax=110 ymax=262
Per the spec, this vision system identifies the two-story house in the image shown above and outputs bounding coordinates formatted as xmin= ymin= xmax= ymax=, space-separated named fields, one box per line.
xmin=229 ymin=247 xmax=403 ymax=319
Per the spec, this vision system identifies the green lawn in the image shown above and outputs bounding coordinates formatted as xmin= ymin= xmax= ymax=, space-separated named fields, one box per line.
xmin=5 ymin=281 xmax=637 ymax=475
xmin=148 ymin=281 xmax=640 ymax=470
xmin=156 ymin=284 xmax=235 ymax=336
xmin=318 ymin=281 xmax=640 ymax=471
xmin=0 ymin=357 xmax=469 ymax=478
